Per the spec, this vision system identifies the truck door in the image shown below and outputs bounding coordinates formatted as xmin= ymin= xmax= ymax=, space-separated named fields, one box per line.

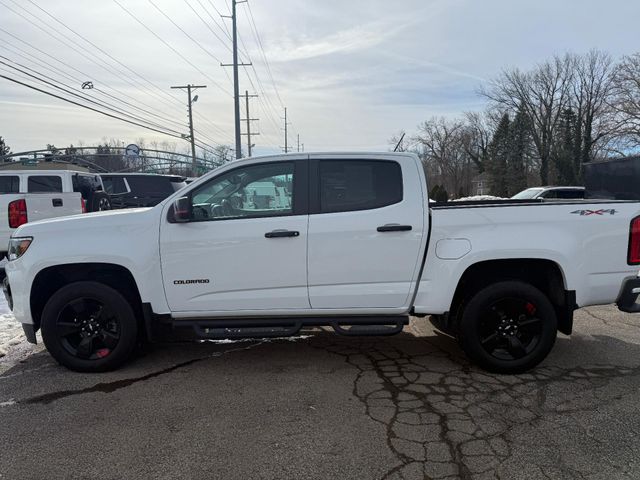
xmin=159 ymin=158 xmax=310 ymax=313
xmin=307 ymin=155 xmax=427 ymax=309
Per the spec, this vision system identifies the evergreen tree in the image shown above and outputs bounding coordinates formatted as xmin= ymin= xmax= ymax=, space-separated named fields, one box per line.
xmin=0 ymin=136 xmax=11 ymax=157
xmin=506 ymin=109 xmax=529 ymax=195
xmin=554 ymin=108 xmax=579 ymax=185
xmin=487 ymin=113 xmax=511 ymax=197
xmin=429 ymin=184 xmax=449 ymax=202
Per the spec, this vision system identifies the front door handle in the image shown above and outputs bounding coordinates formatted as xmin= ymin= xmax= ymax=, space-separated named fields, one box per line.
xmin=377 ymin=224 xmax=412 ymax=232
xmin=52 ymin=198 xmax=63 ymax=207
xmin=265 ymin=229 xmax=300 ymax=238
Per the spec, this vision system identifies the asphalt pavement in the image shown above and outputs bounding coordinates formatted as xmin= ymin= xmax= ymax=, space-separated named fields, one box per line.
xmin=1 ymin=305 xmax=640 ymax=480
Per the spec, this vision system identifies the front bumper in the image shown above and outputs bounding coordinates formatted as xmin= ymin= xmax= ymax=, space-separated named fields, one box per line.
xmin=616 ymin=276 xmax=640 ymax=313
xmin=2 ymin=273 xmax=37 ymax=344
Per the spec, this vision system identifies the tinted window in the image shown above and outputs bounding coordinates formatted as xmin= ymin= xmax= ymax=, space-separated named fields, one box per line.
xmin=190 ymin=162 xmax=294 ymax=221
xmin=0 ymin=176 xmax=19 ymax=194
xmin=27 ymin=175 xmax=62 ymax=193
xmin=556 ymin=189 xmax=584 ymax=199
xmin=319 ymin=160 xmax=402 ymax=213
xmin=102 ymin=176 xmax=128 ymax=195
xmin=126 ymin=176 xmax=174 ymax=196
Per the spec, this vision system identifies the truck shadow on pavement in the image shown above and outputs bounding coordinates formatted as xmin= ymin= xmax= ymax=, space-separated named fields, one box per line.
xmin=3 ymin=327 xmax=640 ymax=480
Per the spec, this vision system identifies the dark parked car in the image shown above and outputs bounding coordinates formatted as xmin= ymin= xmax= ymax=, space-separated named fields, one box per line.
xmin=100 ymin=173 xmax=187 ymax=208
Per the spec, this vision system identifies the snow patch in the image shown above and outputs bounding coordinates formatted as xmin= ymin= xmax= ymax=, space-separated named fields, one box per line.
xmin=453 ymin=195 xmax=507 ymax=202
xmin=199 ymin=335 xmax=313 ymax=344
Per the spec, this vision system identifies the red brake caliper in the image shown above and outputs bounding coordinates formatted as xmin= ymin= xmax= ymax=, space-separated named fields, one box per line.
xmin=525 ymin=302 xmax=537 ymax=316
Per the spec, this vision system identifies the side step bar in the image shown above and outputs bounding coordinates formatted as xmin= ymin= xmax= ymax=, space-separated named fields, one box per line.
xmin=151 ymin=315 xmax=409 ymax=341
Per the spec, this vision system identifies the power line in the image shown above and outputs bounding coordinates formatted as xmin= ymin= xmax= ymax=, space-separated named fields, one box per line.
xmin=0 ymin=56 xmax=188 ymax=137
xmin=113 ymin=0 xmax=232 ymax=97
xmin=2 ymin=0 xmax=234 ymax=146
xmin=0 ymin=74 xmax=188 ymax=140
xmin=2 ymin=0 xmax=193 ymax=121
xmin=21 ymin=0 xmax=203 ymax=117
xmin=147 ymin=0 xmax=233 ymax=89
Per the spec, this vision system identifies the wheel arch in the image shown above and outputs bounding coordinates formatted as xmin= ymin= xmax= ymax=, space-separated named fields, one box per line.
xmin=30 ymin=263 xmax=143 ymax=333
xmin=450 ymin=258 xmax=576 ymax=335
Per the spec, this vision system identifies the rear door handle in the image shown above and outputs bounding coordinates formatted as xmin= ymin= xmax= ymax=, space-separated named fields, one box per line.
xmin=377 ymin=224 xmax=412 ymax=232
xmin=265 ymin=229 xmax=300 ymax=238
xmin=52 ymin=198 xmax=63 ymax=207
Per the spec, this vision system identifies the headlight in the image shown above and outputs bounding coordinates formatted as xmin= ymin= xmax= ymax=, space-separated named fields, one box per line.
xmin=8 ymin=237 xmax=33 ymax=261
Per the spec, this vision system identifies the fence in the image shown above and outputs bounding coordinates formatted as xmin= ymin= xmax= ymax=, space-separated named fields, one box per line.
xmin=0 ymin=146 xmax=226 ymax=176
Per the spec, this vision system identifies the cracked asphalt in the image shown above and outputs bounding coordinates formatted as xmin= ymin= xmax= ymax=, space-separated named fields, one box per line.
xmin=1 ymin=305 xmax=640 ymax=480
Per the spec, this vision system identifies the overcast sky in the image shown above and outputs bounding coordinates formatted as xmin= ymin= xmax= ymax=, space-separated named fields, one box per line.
xmin=1 ymin=0 xmax=640 ymax=156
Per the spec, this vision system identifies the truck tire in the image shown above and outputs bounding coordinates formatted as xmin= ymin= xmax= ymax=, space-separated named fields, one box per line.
xmin=88 ymin=192 xmax=112 ymax=212
xmin=457 ymin=281 xmax=557 ymax=374
xmin=40 ymin=281 xmax=138 ymax=372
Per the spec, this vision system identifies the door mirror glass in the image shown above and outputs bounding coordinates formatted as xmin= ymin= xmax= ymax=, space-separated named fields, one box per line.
xmin=171 ymin=196 xmax=191 ymax=223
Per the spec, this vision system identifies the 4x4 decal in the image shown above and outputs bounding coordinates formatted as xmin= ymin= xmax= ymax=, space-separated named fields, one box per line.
xmin=570 ymin=209 xmax=617 ymax=216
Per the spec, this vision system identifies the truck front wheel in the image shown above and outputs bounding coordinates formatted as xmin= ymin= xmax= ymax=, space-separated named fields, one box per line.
xmin=40 ymin=281 xmax=138 ymax=372
xmin=458 ymin=281 xmax=557 ymax=374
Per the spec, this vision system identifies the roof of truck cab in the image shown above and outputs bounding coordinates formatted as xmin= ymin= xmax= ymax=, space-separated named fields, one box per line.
xmin=0 ymin=169 xmax=96 ymax=175
xmin=234 ymin=151 xmax=419 ymax=163
xmin=0 ymin=162 xmax=90 ymax=172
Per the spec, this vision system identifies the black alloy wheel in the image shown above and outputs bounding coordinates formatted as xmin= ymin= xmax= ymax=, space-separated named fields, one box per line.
xmin=55 ymin=297 xmax=120 ymax=360
xmin=458 ymin=281 xmax=557 ymax=374
xmin=41 ymin=282 xmax=138 ymax=372
xmin=478 ymin=297 xmax=542 ymax=361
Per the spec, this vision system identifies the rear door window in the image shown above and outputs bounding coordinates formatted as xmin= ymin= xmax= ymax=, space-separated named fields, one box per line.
xmin=27 ymin=175 xmax=63 ymax=193
xmin=126 ymin=176 xmax=174 ymax=196
xmin=102 ymin=176 xmax=129 ymax=195
xmin=0 ymin=176 xmax=19 ymax=193
xmin=318 ymin=160 xmax=403 ymax=213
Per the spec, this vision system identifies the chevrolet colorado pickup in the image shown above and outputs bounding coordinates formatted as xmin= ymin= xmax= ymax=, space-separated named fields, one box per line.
xmin=4 ymin=152 xmax=640 ymax=373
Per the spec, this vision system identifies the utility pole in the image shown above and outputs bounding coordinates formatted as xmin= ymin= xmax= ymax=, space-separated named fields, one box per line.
xmin=241 ymin=90 xmax=259 ymax=157
xmin=221 ymin=0 xmax=250 ymax=159
xmin=297 ymin=134 xmax=300 ymax=153
xmin=171 ymin=84 xmax=206 ymax=174
xmin=282 ymin=107 xmax=290 ymax=153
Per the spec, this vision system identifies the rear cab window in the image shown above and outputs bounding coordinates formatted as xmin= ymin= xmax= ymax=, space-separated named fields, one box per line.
xmin=318 ymin=160 xmax=403 ymax=213
xmin=27 ymin=175 xmax=63 ymax=193
xmin=0 ymin=175 xmax=19 ymax=194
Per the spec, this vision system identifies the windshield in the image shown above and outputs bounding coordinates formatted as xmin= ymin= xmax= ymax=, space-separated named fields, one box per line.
xmin=511 ymin=188 xmax=544 ymax=199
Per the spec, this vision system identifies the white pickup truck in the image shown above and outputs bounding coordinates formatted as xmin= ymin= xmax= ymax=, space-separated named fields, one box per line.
xmin=0 ymin=169 xmax=111 ymax=257
xmin=4 ymin=153 xmax=640 ymax=373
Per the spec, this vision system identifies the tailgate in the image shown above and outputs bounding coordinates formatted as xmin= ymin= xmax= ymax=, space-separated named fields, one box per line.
xmin=26 ymin=192 xmax=83 ymax=222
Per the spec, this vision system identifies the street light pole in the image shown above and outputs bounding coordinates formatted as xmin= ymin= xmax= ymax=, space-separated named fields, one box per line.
xmin=171 ymin=84 xmax=206 ymax=174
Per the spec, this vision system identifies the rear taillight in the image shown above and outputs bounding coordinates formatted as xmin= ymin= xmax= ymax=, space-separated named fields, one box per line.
xmin=8 ymin=199 xmax=28 ymax=229
xmin=81 ymin=198 xmax=86 ymax=213
xmin=628 ymin=216 xmax=640 ymax=265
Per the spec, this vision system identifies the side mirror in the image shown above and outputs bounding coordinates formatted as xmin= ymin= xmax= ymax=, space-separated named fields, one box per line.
xmin=170 ymin=196 xmax=191 ymax=223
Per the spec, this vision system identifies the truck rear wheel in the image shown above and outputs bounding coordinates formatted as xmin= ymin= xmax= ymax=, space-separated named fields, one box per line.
xmin=88 ymin=192 xmax=112 ymax=212
xmin=40 ymin=281 xmax=138 ymax=372
xmin=458 ymin=281 xmax=557 ymax=374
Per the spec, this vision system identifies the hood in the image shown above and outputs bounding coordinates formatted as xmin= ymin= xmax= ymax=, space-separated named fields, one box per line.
xmin=13 ymin=207 xmax=154 ymax=237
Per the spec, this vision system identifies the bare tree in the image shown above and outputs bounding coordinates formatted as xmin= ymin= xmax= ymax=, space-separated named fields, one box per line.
xmin=481 ymin=54 xmax=574 ymax=184
xmin=415 ymin=117 xmax=474 ymax=197
xmin=572 ymin=50 xmax=618 ymax=163
xmin=612 ymin=52 xmax=640 ymax=149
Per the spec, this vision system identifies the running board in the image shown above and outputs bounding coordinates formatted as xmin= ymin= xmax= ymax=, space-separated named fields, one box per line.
xmin=153 ymin=315 xmax=409 ymax=341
